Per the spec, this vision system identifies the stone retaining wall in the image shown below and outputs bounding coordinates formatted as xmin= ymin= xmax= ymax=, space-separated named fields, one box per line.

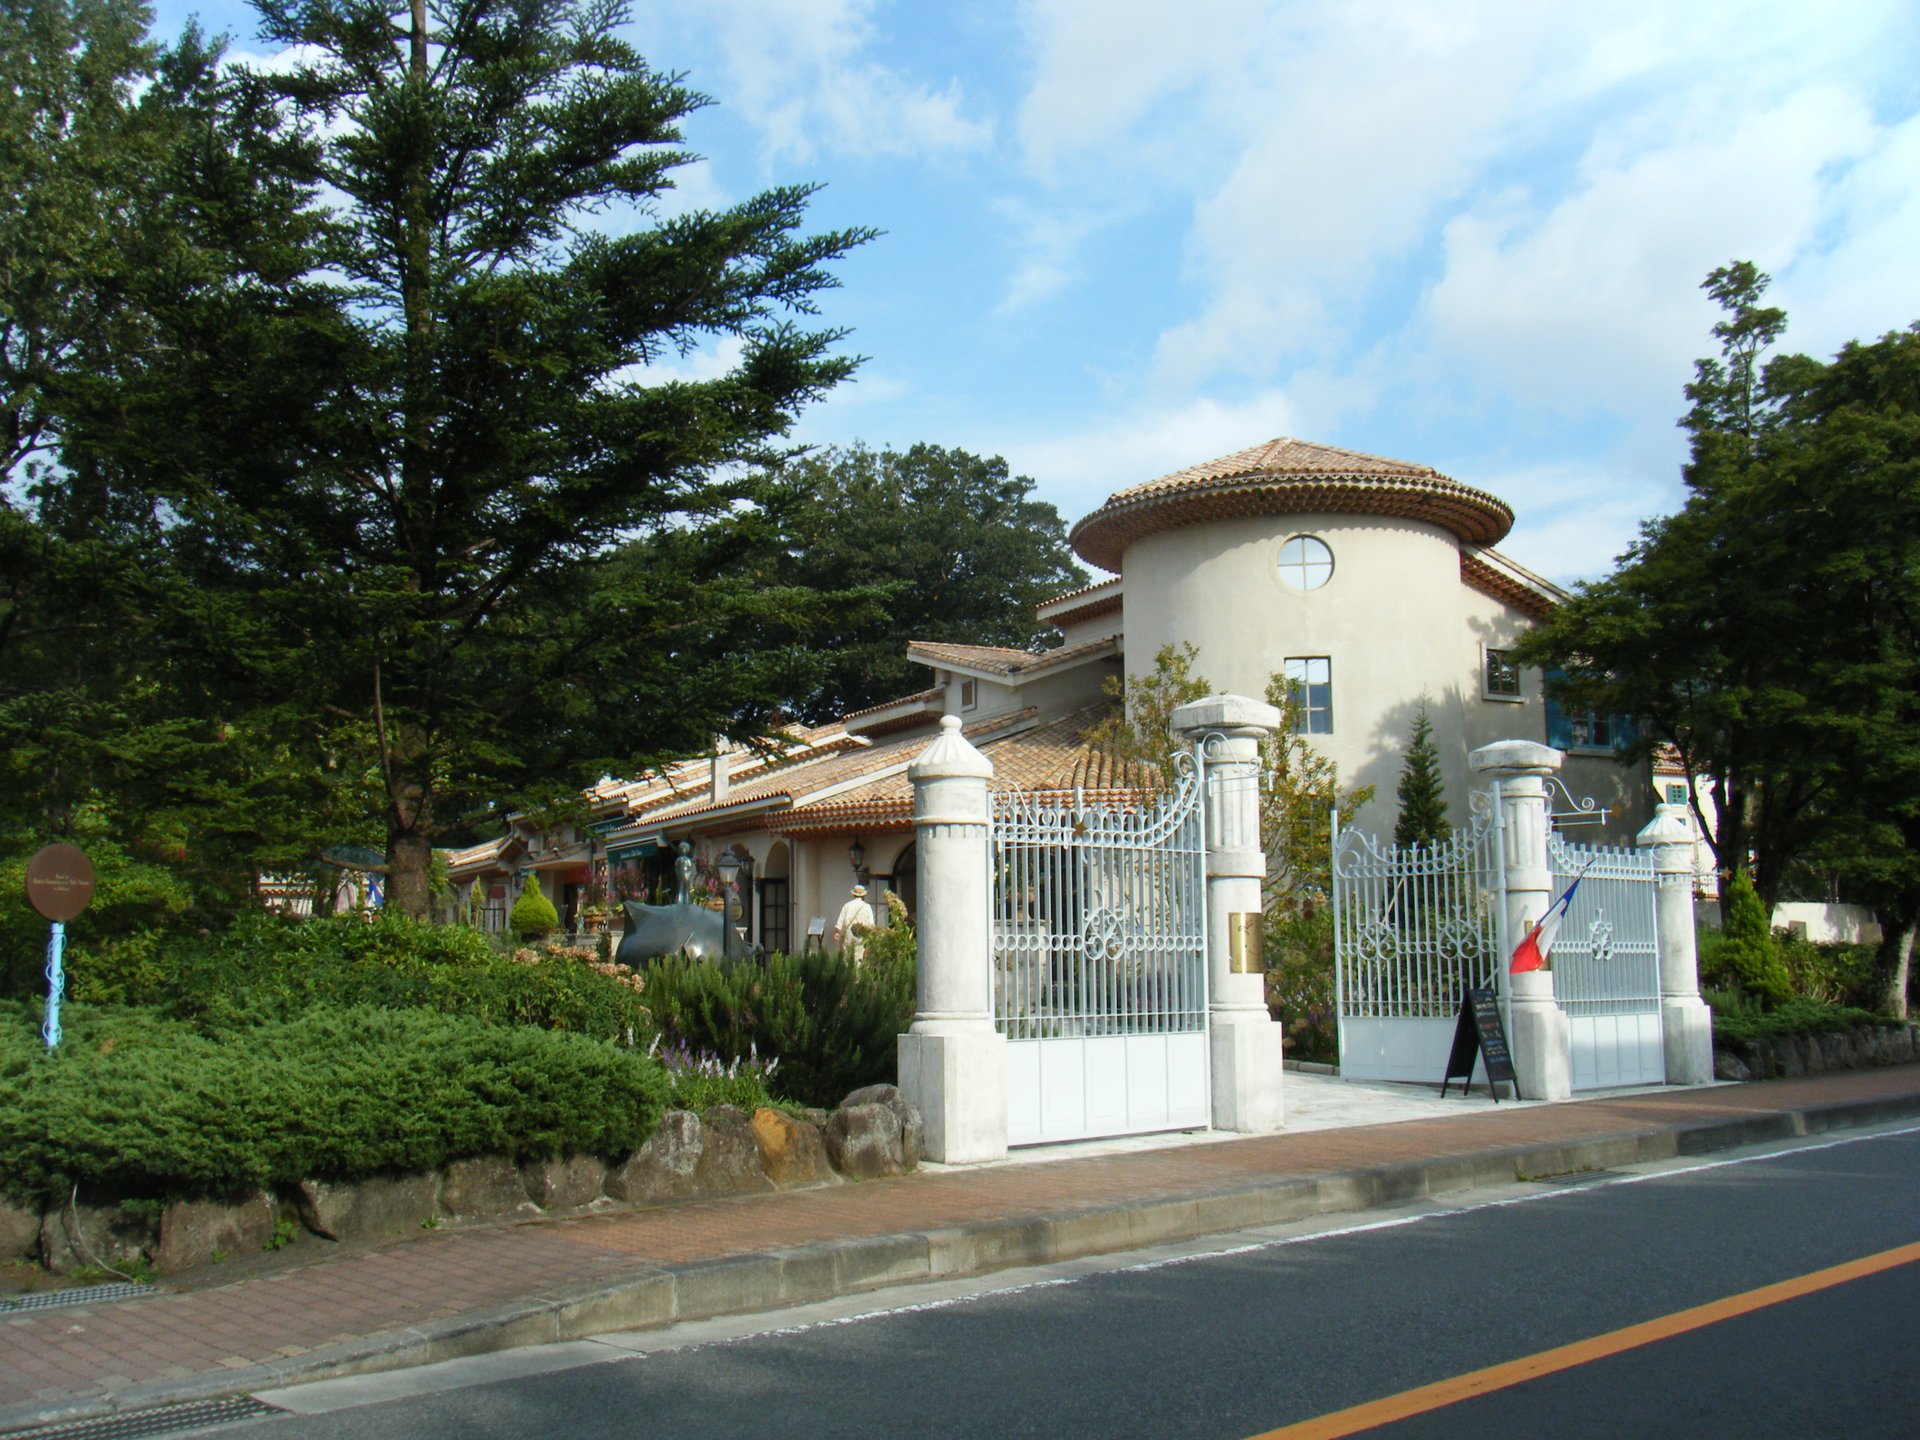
xmin=1 ymin=1086 xmax=923 ymax=1279
xmin=1713 ymin=1023 xmax=1919 ymax=1082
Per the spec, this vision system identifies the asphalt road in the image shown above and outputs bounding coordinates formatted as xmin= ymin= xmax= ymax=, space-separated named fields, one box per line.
xmin=197 ymin=1122 xmax=1920 ymax=1439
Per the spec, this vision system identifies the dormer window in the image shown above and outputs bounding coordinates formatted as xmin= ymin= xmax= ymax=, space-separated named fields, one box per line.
xmin=960 ymin=679 xmax=978 ymax=711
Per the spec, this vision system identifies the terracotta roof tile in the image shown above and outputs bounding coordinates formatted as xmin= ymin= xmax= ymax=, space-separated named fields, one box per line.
xmin=1070 ymin=436 xmax=1513 ymax=572
xmin=908 ymin=633 xmax=1121 ymax=679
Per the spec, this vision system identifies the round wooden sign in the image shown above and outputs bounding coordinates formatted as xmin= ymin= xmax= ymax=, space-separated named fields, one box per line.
xmin=25 ymin=843 xmax=95 ymax=922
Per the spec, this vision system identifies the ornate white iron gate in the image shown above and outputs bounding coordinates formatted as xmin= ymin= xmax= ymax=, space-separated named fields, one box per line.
xmin=991 ymin=754 xmax=1209 ymax=1146
xmin=1332 ymin=796 xmax=1505 ymax=1083
xmin=1549 ymin=833 xmax=1664 ymax=1089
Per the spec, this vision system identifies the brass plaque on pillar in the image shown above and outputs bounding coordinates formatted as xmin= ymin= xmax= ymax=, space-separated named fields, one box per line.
xmin=1228 ymin=912 xmax=1265 ymax=973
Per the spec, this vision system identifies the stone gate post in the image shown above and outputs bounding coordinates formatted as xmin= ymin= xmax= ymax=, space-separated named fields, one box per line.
xmin=1637 ymin=802 xmax=1714 ymax=1084
xmin=896 ymin=716 xmax=1007 ymax=1163
xmin=1469 ymin=740 xmax=1571 ymax=1101
xmin=1172 ymin=694 xmax=1286 ymax=1133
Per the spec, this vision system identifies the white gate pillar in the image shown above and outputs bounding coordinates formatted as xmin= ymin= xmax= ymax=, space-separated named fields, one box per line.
xmin=897 ymin=716 xmax=1007 ymax=1163
xmin=1173 ymin=694 xmax=1286 ymax=1134
xmin=1469 ymin=740 xmax=1572 ymax=1101
xmin=1638 ymin=802 xmax=1714 ymax=1085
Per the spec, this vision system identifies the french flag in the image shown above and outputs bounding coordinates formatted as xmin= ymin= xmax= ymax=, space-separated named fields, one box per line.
xmin=1510 ymin=869 xmax=1587 ymax=974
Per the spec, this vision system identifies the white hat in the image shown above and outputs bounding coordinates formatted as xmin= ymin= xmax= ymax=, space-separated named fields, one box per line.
xmin=850 ymin=884 xmax=868 ymax=897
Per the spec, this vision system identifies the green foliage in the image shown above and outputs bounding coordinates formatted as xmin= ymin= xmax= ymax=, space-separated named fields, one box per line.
xmin=1776 ymin=933 xmax=1879 ymax=1009
xmin=643 ymin=936 xmax=917 ymax=1108
xmin=509 ymin=877 xmax=560 ymax=942
xmin=1265 ymin=909 xmax=1337 ymax=1064
xmin=57 ymin=912 xmax=651 ymax=1042
xmin=0 ymin=1002 xmax=668 ymax=1202
xmin=1712 ymin=872 xmax=1793 ymax=1004
xmin=1088 ymin=643 xmax=1210 ymax=783
xmin=1709 ymin=995 xmax=1893 ymax=1044
xmin=768 ymin=443 xmax=1088 ymax=720
xmin=1517 ymin=263 xmax=1920 ymax=951
xmin=1393 ymin=702 xmax=1452 ymax=850
xmin=0 ymin=838 xmax=193 ymax=999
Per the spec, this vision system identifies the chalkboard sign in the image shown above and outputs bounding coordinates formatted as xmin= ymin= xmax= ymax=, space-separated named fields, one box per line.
xmin=1440 ymin=987 xmax=1519 ymax=1101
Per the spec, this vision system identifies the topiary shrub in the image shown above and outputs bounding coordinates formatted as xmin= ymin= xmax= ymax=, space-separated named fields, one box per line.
xmin=0 ymin=1001 xmax=669 ymax=1202
xmin=509 ymin=876 xmax=560 ymax=942
xmin=1718 ymin=871 xmax=1792 ymax=1005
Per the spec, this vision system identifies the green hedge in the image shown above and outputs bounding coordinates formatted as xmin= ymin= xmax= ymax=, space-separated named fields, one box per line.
xmin=63 ymin=913 xmax=651 ymax=1044
xmin=1708 ymin=992 xmax=1897 ymax=1045
xmin=643 ymin=929 xmax=916 ymax=1108
xmin=0 ymin=1002 xmax=668 ymax=1202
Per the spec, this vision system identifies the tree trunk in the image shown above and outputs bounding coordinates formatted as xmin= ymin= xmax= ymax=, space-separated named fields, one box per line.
xmin=384 ymin=757 xmax=435 ymax=920
xmin=1871 ymin=906 xmax=1916 ymax=1021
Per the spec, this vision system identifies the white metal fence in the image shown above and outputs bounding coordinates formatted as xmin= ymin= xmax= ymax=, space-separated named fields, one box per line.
xmin=1548 ymin=832 xmax=1664 ymax=1089
xmin=1332 ymin=796 xmax=1505 ymax=1082
xmin=991 ymin=754 xmax=1209 ymax=1144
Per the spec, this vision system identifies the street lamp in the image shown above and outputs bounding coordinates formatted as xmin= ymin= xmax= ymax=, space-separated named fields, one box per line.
xmin=848 ymin=837 xmax=866 ymax=880
xmin=716 ymin=851 xmax=740 ymax=961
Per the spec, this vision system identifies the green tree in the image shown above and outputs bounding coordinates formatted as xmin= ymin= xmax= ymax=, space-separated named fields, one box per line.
xmin=509 ymin=874 xmax=558 ymax=942
xmin=1516 ymin=263 xmax=1837 ymax=917
xmin=106 ymin=0 xmax=872 ymax=916
xmin=0 ymin=0 xmax=359 ymax=911
xmin=769 ymin=443 xmax=1087 ymax=719
xmin=1393 ymin=701 xmax=1451 ymax=850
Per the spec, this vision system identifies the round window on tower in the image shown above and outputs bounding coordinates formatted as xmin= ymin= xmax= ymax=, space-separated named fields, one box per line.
xmin=1276 ymin=534 xmax=1334 ymax=591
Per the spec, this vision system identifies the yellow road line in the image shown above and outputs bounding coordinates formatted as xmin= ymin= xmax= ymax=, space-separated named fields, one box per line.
xmin=1250 ymin=1238 xmax=1920 ymax=1440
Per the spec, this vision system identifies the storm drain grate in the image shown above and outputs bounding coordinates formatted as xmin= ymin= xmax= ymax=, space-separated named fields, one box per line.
xmin=1525 ymin=1169 xmax=1622 ymax=1187
xmin=0 ymin=1283 xmax=155 ymax=1313
xmin=10 ymin=1397 xmax=281 ymax=1440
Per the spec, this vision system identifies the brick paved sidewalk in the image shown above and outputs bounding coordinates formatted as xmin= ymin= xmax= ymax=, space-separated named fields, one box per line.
xmin=6 ymin=1067 xmax=1920 ymax=1430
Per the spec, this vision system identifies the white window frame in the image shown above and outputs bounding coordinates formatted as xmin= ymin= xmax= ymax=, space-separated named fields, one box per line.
xmin=1276 ymin=534 xmax=1334 ymax=592
xmin=1283 ymin=656 xmax=1333 ymax=734
xmin=1482 ymin=645 xmax=1523 ymax=702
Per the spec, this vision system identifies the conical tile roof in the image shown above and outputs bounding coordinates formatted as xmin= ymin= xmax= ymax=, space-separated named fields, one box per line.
xmin=1069 ymin=437 xmax=1512 ymax=572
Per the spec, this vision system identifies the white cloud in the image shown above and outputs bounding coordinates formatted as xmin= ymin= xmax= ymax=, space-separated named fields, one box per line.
xmin=997 ymin=391 xmax=1302 ymax=534
xmin=651 ymin=0 xmax=992 ymax=165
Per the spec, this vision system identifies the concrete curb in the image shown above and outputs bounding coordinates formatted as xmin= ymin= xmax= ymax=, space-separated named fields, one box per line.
xmin=5 ymin=1088 xmax=1918 ymax=1436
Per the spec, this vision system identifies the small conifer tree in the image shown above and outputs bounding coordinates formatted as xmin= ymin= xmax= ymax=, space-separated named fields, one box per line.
xmin=1720 ymin=870 xmax=1791 ymax=1003
xmin=510 ymin=876 xmax=560 ymax=942
xmin=1394 ymin=702 xmax=1453 ymax=850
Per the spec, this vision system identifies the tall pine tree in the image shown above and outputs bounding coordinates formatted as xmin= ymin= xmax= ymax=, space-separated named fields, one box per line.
xmin=1393 ymin=702 xmax=1451 ymax=850
xmin=117 ymin=0 xmax=872 ymax=915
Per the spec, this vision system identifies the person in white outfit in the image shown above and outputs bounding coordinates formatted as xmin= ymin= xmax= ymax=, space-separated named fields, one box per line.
xmin=833 ymin=884 xmax=876 ymax=963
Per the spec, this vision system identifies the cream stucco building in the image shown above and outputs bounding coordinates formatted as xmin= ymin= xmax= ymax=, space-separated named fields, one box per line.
xmin=447 ymin=436 xmax=1648 ymax=942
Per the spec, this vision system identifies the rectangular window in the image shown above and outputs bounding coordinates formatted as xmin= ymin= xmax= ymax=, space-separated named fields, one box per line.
xmin=1665 ymin=782 xmax=1689 ymax=805
xmin=1283 ymin=656 xmax=1333 ymax=734
xmin=960 ymin=679 xmax=978 ymax=711
xmin=1483 ymin=647 xmax=1522 ymax=700
xmin=759 ymin=878 xmax=789 ymax=956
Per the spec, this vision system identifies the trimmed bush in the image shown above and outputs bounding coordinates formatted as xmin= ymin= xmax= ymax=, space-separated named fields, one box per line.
xmin=1710 ymin=994 xmax=1894 ymax=1044
xmin=1266 ymin=907 xmax=1337 ymax=1064
xmin=1711 ymin=872 xmax=1793 ymax=1004
xmin=644 ymin=932 xmax=916 ymax=1108
xmin=0 ymin=1001 xmax=668 ymax=1202
xmin=69 ymin=912 xmax=651 ymax=1043
xmin=510 ymin=877 xmax=559 ymax=941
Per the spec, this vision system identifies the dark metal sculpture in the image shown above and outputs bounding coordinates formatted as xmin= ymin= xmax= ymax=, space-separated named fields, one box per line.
xmin=613 ymin=842 xmax=746 ymax=966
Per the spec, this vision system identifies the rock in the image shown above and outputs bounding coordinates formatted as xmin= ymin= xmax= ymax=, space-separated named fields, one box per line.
xmin=692 ymin=1106 xmax=775 ymax=1197
xmin=294 ymin=1172 xmax=441 ymax=1242
xmin=152 ymin=1192 xmax=275 ymax=1273
xmin=1713 ymin=1048 xmax=1751 ymax=1083
xmin=0 ymin=1197 xmax=40 ymax=1263
xmin=38 ymin=1200 xmax=155 ymax=1276
xmin=606 ymin=1111 xmax=704 ymax=1204
xmin=839 ymin=1084 xmax=923 ymax=1170
xmin=750 ymin=1108 xmax=839 ymax=1188
xmin=521 ymin=1154 xmax=607 ymax=1211
xmin=825 ymin=1102 xmax=909 ymax=1180
xmin=441 ymin=1156 xmax=538 ymax=1220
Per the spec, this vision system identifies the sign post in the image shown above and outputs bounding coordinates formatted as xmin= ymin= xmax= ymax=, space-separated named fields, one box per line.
xmin=25 ymin=843 xmax=95 ymax=1051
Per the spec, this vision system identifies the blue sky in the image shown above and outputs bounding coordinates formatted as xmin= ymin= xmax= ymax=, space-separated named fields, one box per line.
xmin=153 ymin=0 xmax=1920 ymax=583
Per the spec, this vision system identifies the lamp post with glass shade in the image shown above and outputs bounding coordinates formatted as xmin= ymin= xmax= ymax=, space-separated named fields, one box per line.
xmin=848 ymin=837 xmax=866 ymax=886
xmin=717 ymin=851 xmax=741 ymax=962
